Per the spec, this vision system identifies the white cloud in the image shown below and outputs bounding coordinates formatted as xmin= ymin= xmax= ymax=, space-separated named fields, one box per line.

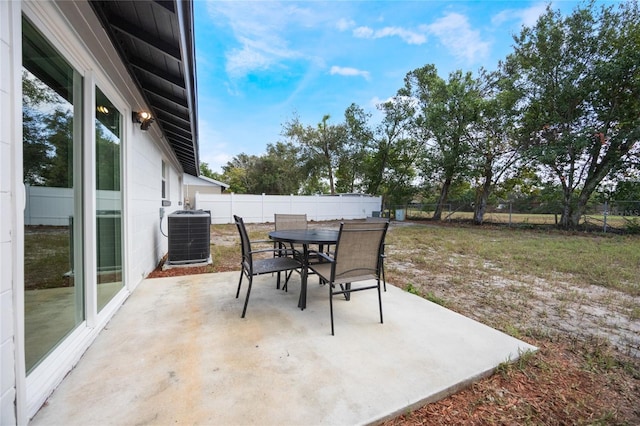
xmin=336 ymin=18 xmax=356 ymax=31
xmin=492 ymin=3 xmax=547 ymax=28
xmin=205 ymin=1 xmax=324 ymax=78
xmin=353 ymin=26 xmax=375 ymax=38
xmin=353 ymin=25 xmax=426 ymax=45
xmin=423 ymin=12 xmax=490 ymax=63
xmin=330 ymin=66 xmax=370 ymax=80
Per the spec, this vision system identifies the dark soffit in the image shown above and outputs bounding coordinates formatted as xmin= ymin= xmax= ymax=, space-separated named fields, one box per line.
xmin=89 ymin=0 xmax=199 ymax=176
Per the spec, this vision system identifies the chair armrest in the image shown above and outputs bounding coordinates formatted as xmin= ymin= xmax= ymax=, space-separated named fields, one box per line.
xmin=250 ymin=239 xmax=273 ymax=245
xmin=249 ymin=248 xmax=296 ymax=256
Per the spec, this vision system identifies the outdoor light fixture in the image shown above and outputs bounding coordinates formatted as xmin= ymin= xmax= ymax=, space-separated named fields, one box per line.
xmin=132 ymin=110 xmax=155 ymax=131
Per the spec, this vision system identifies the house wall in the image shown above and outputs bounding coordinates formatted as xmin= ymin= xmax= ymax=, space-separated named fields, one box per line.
xmin=128 ymin=132 xmax=183 ymax=283
xmin=0 ymin=1 xmax=20 ymax=424
xmin=0 ymin=1 xmax=187 ymax=423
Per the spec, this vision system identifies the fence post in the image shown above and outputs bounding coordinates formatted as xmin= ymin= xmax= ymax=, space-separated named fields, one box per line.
xmin=603 ymin=200 xmax=608 ymax=233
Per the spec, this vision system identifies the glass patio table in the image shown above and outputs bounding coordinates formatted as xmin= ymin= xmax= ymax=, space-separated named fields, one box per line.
xmin=268 ymin=228 xmax=339 ymax=310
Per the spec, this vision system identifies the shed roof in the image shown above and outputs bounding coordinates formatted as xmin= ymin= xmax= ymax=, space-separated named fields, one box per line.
xmin=184 ymin=173 xmax=229 ymax=189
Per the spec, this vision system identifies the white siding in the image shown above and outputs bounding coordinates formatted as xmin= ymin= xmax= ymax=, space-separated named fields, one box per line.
xmin=0 ymin=0 xmax=18 ymax=423
xmin=127 ymin=132 xmax=183 ymax=285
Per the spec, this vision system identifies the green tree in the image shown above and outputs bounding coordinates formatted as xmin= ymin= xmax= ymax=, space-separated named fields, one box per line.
xmin=95 ymin=124 xmax=120 ymax=191
xmin=400 ymin=65 xmax=481 ymax=220
xmin=336 ymin=103 xmax=373 ymax=194
xmin=282 ymin=114 xmax=347 ymax=195
xmin=506 ymin=1 xmax=640 ymax=228
xmin=218 ymin=143 xmax=305 ymax=194
xmin=22 ymin=70 xmax=56 ymax=185
xmin=469 ymin=68 xmax=521 ymax=224
xmin=42 ymin=108 xmax=74 ymax=188
xmin=199 ymin=162 xmax=217 ymax=179
xmin=251 ymin=142 xmax=305 ymax=194
xmin=221 ymin=153 xmax=257 ymax=193
xmin=367 ymin=97 xmax=418 ymax=208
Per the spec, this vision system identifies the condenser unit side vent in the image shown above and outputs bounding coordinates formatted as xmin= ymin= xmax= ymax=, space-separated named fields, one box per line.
xmin=167 ymin=210 xmax=211 ymax=265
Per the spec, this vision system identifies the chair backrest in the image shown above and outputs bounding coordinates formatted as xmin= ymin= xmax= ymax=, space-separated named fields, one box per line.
xmin=274 ymin=213 xmax=308 ymax=231
xmin=332 ymin=221 xmax=389 ymax=283
xmin=234 ymin=215 xmax=252 ymax=271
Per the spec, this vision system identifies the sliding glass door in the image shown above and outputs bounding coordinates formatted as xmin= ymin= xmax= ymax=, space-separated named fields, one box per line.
xmin=22 ymin=17 xmax=85 ymax=373
xmin=95 ymin=88 xmax=124 ymax=312
xmin=21 ymin=11 xmax=128 ymax=378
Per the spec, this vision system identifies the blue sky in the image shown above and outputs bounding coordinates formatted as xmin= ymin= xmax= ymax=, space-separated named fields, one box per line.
xmin=194 ymin=0 xmax=583 ymax=173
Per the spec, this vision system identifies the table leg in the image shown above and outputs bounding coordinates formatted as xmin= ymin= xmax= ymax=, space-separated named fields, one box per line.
xmin=298 ymin=243 xmax=309 ymax=310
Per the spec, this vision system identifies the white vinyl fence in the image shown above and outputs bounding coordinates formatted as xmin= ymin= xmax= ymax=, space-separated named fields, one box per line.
xmin=195 ymin=193 xmax=382 ymax=224
xmin=24 ymin=185 xmax=121 ymax=226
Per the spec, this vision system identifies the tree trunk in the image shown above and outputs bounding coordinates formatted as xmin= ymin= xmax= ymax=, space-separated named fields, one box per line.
xmin=473 ymin=165 xmax=493 ymax=225
xmin=473 ymin=186 xmax=489 ymax=225
xmin=559 ymin=180 xmax=581 ymax=228
xmin=433 ymin=176 xmax=452 ymax=220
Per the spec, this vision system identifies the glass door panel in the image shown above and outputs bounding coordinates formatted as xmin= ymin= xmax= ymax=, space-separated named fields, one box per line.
xmin=22 ymin=17 xmax=84 ymax=373
xmin=95 ymin=88 xmax=123 ymax=311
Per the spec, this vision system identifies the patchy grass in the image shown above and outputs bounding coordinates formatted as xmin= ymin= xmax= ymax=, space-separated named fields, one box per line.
xmin=387 ymin=224 xmax=640 ymax=295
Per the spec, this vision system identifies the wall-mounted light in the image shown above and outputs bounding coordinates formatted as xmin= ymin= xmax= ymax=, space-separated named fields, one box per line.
xmin=132 ymin=110 xmax=155 ymax=131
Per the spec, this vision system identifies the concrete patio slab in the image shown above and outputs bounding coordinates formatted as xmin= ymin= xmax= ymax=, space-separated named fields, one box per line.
xmin=30 ymin=271 xmax=536 ymax=425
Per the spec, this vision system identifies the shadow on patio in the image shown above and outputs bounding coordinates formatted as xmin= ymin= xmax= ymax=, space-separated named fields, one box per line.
xmin=31 ymin=270 xmax=536 ymax=425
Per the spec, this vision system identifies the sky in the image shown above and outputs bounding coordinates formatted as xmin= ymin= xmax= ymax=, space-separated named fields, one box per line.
xmin=193 ymin=0 xmax=584 ymax=174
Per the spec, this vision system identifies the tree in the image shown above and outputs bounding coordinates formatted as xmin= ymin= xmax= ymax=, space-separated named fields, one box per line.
xmin=469 ymin=68 xmax=521 ymax=224
xmin=400 ymin=65 xmax=481 ymax=220
xmin=199 ymin=162 xmax=226 ymax=183
xmin=96 ymin=123 xmax=120 ymax=191
xmin=218 ymin=143 xmax=305 ymax=194
xmin=42 ymin=108 xmax=74 ymax=188
xmin=22 ymin=70 xmax=57 ymax=185
xmin=506 ymin=1 xmax=640 ymax=228
xmin=221 ymin=153 xmax=257 ymax=193
xmin=366 ymin=97 xmax=418 ymax=208
xmin=282 ymin=114 xmax=347 ymax=195
xmin=336 ymin=103 xmax=373 ymax=193
xmin=252 ymin=142 xmax=305 ymax=195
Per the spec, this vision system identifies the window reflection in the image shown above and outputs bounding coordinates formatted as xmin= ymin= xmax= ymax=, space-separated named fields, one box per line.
xmin=95 ymin=88 xmax=123 ymax=311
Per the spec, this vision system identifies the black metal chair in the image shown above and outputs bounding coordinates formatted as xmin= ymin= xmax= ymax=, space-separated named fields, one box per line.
xmin=366 ymin=216 xmax=390 ymax=291
xmin=274 ymin=213 xmax=308 ymax=290
xmin=308 ymin=220 xmax=389 ymax=335
xmin=234 ymin=215 xmax=301 ymax=318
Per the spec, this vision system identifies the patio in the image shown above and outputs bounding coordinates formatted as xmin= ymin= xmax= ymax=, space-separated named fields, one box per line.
xmin=30 ymin=270 xmax=536 ymax=425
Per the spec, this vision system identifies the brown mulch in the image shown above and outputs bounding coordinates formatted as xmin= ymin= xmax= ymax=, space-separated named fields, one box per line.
xmin=147 ymin=262 xmax=216 ymax=278
xmin=384 ymin=339 xmax=639 ymax=425
xmin=146 ymin=254 xmax=237 ymax=278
